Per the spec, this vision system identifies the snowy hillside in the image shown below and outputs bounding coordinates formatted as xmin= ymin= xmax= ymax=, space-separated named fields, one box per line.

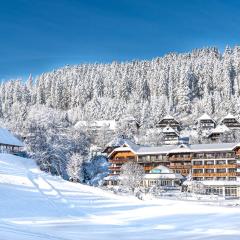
xmin=1 ymin=47 xmax=240 ymax=128
xmin=1 ymin=154 xmax=240 ymax=239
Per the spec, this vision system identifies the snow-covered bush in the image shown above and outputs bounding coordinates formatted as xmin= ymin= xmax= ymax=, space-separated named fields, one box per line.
xmin=84 ymin=155 xmax=109 ymax=186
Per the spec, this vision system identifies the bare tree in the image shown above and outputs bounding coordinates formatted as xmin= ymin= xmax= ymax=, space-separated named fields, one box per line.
xmin=66 ymin=153 xmax=85 ymax=182
xmin=120 ymin=162 xmax=145 ymax=193
xmin=187 ymin=181 xmax=205 ymax=194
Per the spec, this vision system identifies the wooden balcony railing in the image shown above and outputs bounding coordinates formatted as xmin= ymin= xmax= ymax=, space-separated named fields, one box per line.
xmin=192 ymin=172 xmax=237 ymax=177
xmin=168 ymin=157 xmax=192 ymax=161
xmin=192 ymin=155 xmax=235 ymax=159
xmin=137 ymin=158 xmax=168 ymax=163
xmin=192 ymin=164 xmax=236 ymax=169
xmin=109 ymin=166 xmax=121 ymax=170
xmin=109 ymin=173 xmax=119 ymax=176
xmin=169 ymin=165 xmax=192 ymax=169
xmin=109 ymin=158 xmax=129 ymax=163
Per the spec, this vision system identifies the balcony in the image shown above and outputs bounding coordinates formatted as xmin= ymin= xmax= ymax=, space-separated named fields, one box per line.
xmin=168 ymin=157 xmax=192 ymax=161
xmin=193 ymin=154 xmax=235 ymax=159
xmin=108 ymin=166 xmax=121 ymax=170
xmin=109 ymin=173 xmax=119 ymax=176
xmin=109 ymin=158 xmax=129 ymax=163
xmin=169 ymin=165 xmax=192 ymax=169
xmin=192 ymin=172 xmax=237 ymax=177
xmin=192 ymin=164 xmax=236 ymax=169
xmin=137 ymin=157 xmax=168 ymax=163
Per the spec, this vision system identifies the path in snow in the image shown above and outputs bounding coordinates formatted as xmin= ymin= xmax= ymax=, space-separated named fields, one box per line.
xmin=0 ymin=153 xmax=240 ymax=240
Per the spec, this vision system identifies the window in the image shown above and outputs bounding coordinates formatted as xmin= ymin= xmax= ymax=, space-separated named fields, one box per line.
xmin=206 ymin=153 xmax=215 ymax=158
xmin=205 ymin=160 xmax=214 ymax=165
xmin=205 ymin=177 xmax=213 ymax=180
xmin=194 ymin=177 xmax=203 ymax=181
xmin=226 ymin=152 xmax=234 ymax=158
xmin=216 ymin=160 xmax=226 ymax=165
xmin=216 ymin=177 xmax=226 ymax=180
xmin=206 ymin=187 xmax=223 ymax=195
xmin=193 ymin=161 xmax=202 ymax=165
xmin=151 ymin=155 xmax=157 ymax=161
xmin=199 ymin=153 xmax=204 ymax=158
xmin=217 ymin=169 xmax=226 ymax=173
xmin=225 ymin=187 xmax=237 ymax=197
xmin=205 ymin=169 xmax=214 ymax=173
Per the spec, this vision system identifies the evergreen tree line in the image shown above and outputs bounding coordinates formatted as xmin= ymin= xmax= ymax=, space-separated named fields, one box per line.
xmin=0 ymin=46 xmax=240 ymax=129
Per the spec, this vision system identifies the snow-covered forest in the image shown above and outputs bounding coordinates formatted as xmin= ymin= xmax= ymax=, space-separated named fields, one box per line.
xmin=1 ymin=46 xmax=240 ymax=127
xmin=1 ymin=46 xmax=240 ymax=180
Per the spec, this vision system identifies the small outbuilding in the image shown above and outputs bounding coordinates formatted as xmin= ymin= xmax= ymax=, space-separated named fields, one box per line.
xmin=0 ymin=128 xmax=24 ymax=153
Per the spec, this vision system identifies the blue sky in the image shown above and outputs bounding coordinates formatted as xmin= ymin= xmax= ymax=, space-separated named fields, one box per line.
xmin=1 ymin=0 xmax=240 ymax=80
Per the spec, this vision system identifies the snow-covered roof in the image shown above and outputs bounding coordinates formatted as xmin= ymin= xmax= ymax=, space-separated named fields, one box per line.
xmin=105 ymin=137 xmax=126 ymax=148
xmin=183 ymin=180 xmax=240 ymax=186
xmin=149 ymin=165 xmax=173 ymax=174
xmin=162 ymin=126 xmax=179 ymax=135
xmin=209 ymin=124 xmax=231 ymax=134
xmin=197 ymin=113 xmax=215 ymax=122
xmin=162 ymin=114 xmax=174 ymax=120
xmin=159 ymin=114 xmax=180 ymax=123
xmin=222 ymin=113 xmax=237 ymax=120
xmin=75 ymin=120 xmax=117 ymax=131
xmin=201 ymin=180 xmax=240 ymax=186
xmin=168 ymin=144 xmax=191 ymax=153
xmin=108 ymin=140 xmax=240 ymax=157
xmin=121 ymin=115 xmax=137 ymax=122
xmin=0 ymin=128 xmax=24 ymax=147
xmin=144 ymin=173 xmax=183 ymax=180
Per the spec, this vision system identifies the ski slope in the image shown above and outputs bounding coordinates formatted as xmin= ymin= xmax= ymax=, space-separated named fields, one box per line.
xmin=0 ymin=154 xmax=240 ymax=240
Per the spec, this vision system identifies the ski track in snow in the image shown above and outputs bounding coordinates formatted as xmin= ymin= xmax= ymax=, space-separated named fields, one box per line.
xmin=1 ymin=153 xmax=240 ymax=240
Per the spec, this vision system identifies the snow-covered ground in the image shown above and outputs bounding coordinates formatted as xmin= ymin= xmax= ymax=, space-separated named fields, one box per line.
xmin=1 ymin=154 xmax=240 ymax=240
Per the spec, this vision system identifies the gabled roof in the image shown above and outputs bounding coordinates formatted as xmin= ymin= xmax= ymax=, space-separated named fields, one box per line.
xmin=168 ymin=144 xmax=190 ymax=153
xmin=162 ymin=126 xmax=179 ymax=135
xmin=159 ymin=114 xmax=179 ymax=124
xmin=108 ymin=140 xmax=240 ymax=157
xmin=209 ymin=124 xmax=231 ymax=135
xmin=197 ymin=113 xmax=215 ymax=122
xmin=105 ymin=137 xmax=126 ymax=148
xmin=0 ymin=128 xmax=24 ymax=147
xmin=223 ymin=113 xmax=237 ymax=120
xmin=163 ymin=114 xmax=174 ymax=120
xmin=221 ymin=113 xmax=239 ymax=124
